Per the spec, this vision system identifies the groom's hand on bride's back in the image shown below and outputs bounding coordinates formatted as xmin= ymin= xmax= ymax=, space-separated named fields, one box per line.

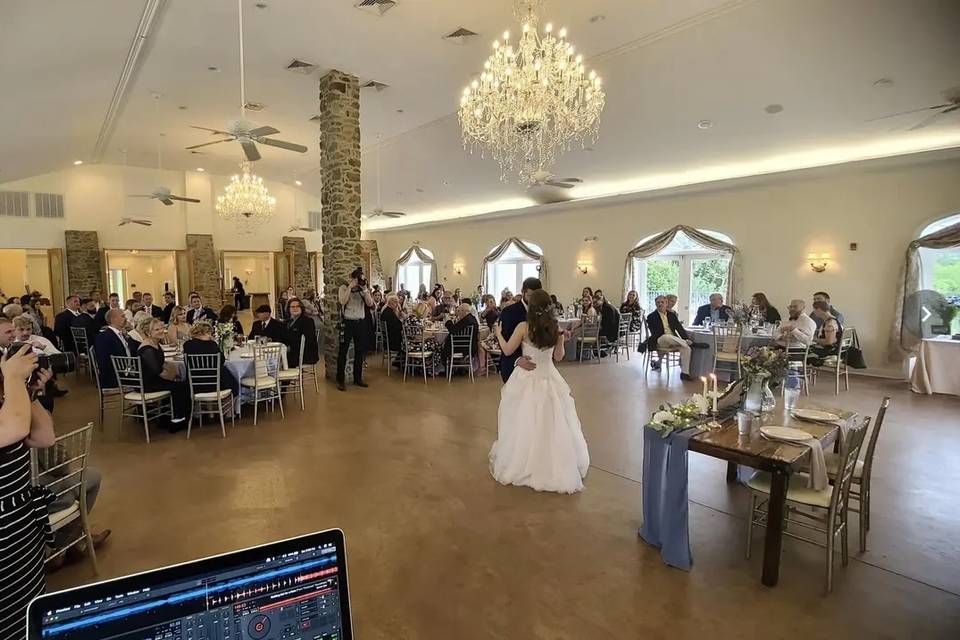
xmin=516 ymin=356 xmax=536 ymax=371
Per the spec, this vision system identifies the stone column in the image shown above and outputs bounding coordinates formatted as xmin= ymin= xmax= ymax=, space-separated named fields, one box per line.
xmin=318 ymin=69 xmax=362 ymax=381
xmin=282 ymin=236 xmax=312 ymax=295
xmin=64 ymin=230 xmax=105 ymax=296
xmin=185 ymin=234 xmax=222 ymax=309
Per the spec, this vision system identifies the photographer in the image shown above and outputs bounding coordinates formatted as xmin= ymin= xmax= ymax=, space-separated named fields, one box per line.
xmin=336 ymin=267 xmax=374 ymax=391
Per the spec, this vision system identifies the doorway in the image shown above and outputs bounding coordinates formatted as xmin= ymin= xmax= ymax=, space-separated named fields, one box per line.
xmin=221 ymin=251 xmax=275 ymax=327
xmin=0 ymin=248 xmax=62 ymax=323
xmin=103 ymin=250 xmax=178 ymax=303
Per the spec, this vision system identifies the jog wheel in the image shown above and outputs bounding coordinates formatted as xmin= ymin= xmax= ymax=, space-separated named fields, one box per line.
xmin=247 ymin=614 xmax=271 ymax=640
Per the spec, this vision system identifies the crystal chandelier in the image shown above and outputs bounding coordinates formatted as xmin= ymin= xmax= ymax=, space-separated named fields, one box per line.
xmin=458 ymin=0 xmax=605 ymax=183
xmin=216 ymin=161 xmax=276 ymax=233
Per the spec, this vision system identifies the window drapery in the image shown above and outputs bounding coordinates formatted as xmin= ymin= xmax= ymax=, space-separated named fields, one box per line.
xmin=622 ymin=225 xmax=742 ymax=303
xmin=480 ymin=237 xmax=546 ymax=294
xmin=394 ymin=245 xmax=436 ymax=291
xmin=888 ymin=220 xmax=960 ymax=361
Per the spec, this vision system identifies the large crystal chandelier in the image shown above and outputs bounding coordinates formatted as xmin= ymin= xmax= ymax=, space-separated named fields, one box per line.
xmin=215 ymin=161 xmax=276 ymax=233
xmin=458 ymin=0 xmax=605 ymax=182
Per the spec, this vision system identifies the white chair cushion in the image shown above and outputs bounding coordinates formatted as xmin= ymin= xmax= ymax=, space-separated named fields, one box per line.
xmin=407 ymin=351 xmax=433 ymax=358
xmin=715 ymin=352 xmax=739 ymax=361
xmin=124 ymin=390 xmax=171 ymax=402
xmin=241 ymin=375 xmax=277 ymax=387
xmin=194 ymin=390 xmax=232 ymax=400
xmin=277 ymin=369 xmax=301 ymax=380
xmin=824 ymin=454 xmax=864 ymax=479
xmin=746 ymin=471 xmax=834 ymax=508
xmin=579 ymin=337 xmax=598 ymax=343
xmin=48 ymin=502 xmax=79 ymax=531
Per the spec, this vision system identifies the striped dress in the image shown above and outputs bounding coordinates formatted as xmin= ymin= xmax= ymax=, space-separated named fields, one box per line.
xmin=0 ymin=441 xmax=54 ymax=640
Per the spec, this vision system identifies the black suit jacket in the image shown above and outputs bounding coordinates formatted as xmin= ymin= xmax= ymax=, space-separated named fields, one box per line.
xmin=147 ymin=304 xmax=163 ymax=319
xmin=598 ymin=302 xmax=621 ymax=343
xmin=71 ymin=312 xmax=98 ymax=349
xmin=54 ymin=309 xmax=78 ymax=353
xmin=186 ymin=306 xmax=217 ymax=324
xmin=248 ymin=318 xmax=288 ymax=344
xmin=692 ymin=304 xmax=732 ymax=326
xmin=161 ymin=302 xmax=176 ymax=324
xmin=645 ymin=310 xmax=689 ymax=351
xmin=443 ymin=315 xmax=480 ymax=362
xmin=285 ymin=315 xmax=319 ymax=367
xmin=94 ymin=305 xmax=111 ymax=331
xmin=498 ymin=302 xmax=527 ymax=382
xmin=93 ymin=329 xmax=141 ymax=389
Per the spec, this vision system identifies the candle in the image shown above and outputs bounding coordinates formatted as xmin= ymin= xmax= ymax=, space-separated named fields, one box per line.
xmin=700 ymin=376 xmax=707 ymax=398
xmin=709 ymin=374 xmax=718 ymax=413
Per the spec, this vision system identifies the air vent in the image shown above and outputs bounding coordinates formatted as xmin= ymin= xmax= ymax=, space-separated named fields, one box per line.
xmin=0 ymin=191 xmax=29 ymax=217
xmin=354 ymin=0 xmax=397 ymax=17
xmin=361 ymin=80 xmax=389 ymax=92
xmin=443 ymin=27 xmax=479 ymax=44
xmin=286 ymin=58 xmax=319 ymax=74
xmin=34 ymin=193 xmax=64 ymax=218
xmin=308 ymin=210 xmax=321 ymax=230
xmin=243 ymin=101 xmax=266 ymax=112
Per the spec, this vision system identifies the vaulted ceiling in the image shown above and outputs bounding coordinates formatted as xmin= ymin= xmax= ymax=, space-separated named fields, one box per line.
xmin=2 ymin=0 xmax=958 ymax=229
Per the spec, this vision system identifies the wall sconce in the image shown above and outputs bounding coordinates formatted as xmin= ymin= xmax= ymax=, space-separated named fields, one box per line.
xmin=577 ymin=260 xmax=591 ymax=275
xmin=245 ymin=268 xmax=254 ymax=275
xmin=452 ymin=262 xmax=464 ymax=275
xmin=807 ymin=252 xmax=830 ymax=273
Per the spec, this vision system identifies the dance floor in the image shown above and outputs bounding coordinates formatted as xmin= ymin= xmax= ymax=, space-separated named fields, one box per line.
xmin=47 ymin=358 xmax=960 ymax=638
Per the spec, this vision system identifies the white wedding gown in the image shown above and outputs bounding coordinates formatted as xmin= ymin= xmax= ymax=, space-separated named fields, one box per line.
xmin=489 ymin=339 xmax=590 ymax=494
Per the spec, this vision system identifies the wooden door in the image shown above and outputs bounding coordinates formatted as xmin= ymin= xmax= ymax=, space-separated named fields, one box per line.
xmin=175 ymin=250 xmax=192 ymax=305
xmin=274 ymin=250 xmax=294 ymax=294
xmin=46 ymin=248 xmax=65 ymax=315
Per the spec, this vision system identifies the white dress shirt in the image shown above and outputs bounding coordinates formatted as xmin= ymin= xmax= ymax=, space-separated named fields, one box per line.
xmin=777 ymin=313 xmax=817 ymax=347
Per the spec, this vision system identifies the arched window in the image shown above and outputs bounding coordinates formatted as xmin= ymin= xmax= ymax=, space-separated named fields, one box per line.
xmin=627 ymin=228 xmax=736 ymax=325
xmin=918 ymin=213 xmax=960 ymax=333
xmin=482 ymin=238 xmax=544 ymax=296
xmin=395 ymin=245 xmax=435 ymax=297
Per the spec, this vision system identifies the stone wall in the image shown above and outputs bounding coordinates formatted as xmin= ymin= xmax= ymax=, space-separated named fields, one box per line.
xmin=64 ymin=230 xmax=104 ymax=297
xmin=318 ymin=69 xmax=363 ymax=381
xmin=282 ymin=236 xmax=313 ymax=295
xmin=359 ymin=239 xmax=385 ymax=290
xmin=185 ymin=234 xmax=222 ymax=308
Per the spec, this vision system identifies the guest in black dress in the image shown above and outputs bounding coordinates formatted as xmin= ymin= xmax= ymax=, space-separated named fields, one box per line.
xmin=442 ymin=304 xmax=480 ymax=365
xmin=218 ymin=304 xmax=244 ymax=336
xmin=379 ymin=294 xmax=405 ymax=361
xmin=137 ymin=317 xmax=190 ymax=430
xmin=183 ymin=321 xmax=239 ymax=396
xmin=752 ymin=292 xmax=782 ymax=323
xmin=479 ymin=295 xmax=500 ymax=329
xmin=231 ymin=276 xmax=246 ymax=311
xmin=285 ymin=298 xmax=320 ymax=368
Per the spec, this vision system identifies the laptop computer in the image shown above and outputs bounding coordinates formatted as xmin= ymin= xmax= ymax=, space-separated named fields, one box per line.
xmin=28 ymin=529 xmax=352 ymax=640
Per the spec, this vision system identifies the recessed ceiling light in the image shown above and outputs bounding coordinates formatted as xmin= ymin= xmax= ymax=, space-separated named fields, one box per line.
xmin=73 ymin=160 xmax=83 ymax=165
xmin=697 ymin=119 xmax=713 ymax=130
xmin=196 ymin=167 xmax=205 ymax=172
xmin=415 ymin=188 xmax=424 ymax=193
xmin=207 ymin=66 xmax=220 ymax=72
xmin=589 ymin=15 xmax=606 ymax=23
xmin=442 ymin=180 xmax=450 ymax=186
xmin=764 ymin=104 xmax=784 ymax=114
xmin=294 ymin=180 xmax=302 ymax=186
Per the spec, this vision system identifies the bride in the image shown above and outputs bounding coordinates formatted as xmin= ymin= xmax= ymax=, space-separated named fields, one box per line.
xmin=490 ymin=289 xmax=590 ymax=494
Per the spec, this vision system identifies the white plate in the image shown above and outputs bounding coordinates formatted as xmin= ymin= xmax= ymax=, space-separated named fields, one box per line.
xmin=792 ymin=408 xmax=840 ymax=422
xmin=760 ymin=426 xmax=811 ymax=442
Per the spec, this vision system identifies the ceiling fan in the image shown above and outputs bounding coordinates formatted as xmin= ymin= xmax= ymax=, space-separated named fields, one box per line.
xmin=185 ymin=0 xmax=308 ymax=162
xmin=288 ymin=224 xmax=316 ymax=232
xmin=866 ymin=88 xmax=960 ymax=131
xmin=363 ymin=135 xmax=406 ymax=219
xmin=118 ymin=217 xmax=152 ymax=227
xmin=529 ymin=170 xmax=583 ymax=189
xmin=129 ymin=95 xmax=201 ymax=206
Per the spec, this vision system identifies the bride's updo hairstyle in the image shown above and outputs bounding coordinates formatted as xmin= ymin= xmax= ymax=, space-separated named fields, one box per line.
xmin=526 ymin=289 xmax=559 ymax=349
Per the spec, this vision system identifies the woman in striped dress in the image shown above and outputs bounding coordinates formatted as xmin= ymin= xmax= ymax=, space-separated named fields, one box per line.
xmin=0 ymin=346 xmax=56 ymax=640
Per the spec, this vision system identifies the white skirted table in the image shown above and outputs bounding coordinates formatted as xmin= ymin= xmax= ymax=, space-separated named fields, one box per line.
xmin=911 ymin=337 xmax=960 ymax=396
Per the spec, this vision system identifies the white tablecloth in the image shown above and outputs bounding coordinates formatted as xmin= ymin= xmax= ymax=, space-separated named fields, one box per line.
xmin=687 ymin=328 xmax=774 ymax=379
xmin=911 ymin=337 xmax=960 ymax=396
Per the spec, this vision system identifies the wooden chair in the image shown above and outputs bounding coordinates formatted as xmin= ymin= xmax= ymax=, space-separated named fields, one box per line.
xmin=240 ymin=344 xmax=284 ymax=425
xmin=88 ymin=346 xmax=121 ymax=429
xmin=446 ymin=324 xmax=475 ymax=382
xmin=812 ymin=327 xmax=855 ymax=395
xmin=712 ymin=325 xmax=742 ymax=377
xmin=112 ymin=355 xmax=172 ymax=444
xmin=277 ymin=335 xmax=306 ymax=411
xmin=185 ymin=353 xmax=235 ymax=438
xmin=31 ymin=423 xmax=98 ymax=575
xmin=70 ymin=326 xmax=92 ymax=377
xmin=577 ymin=316 xmax=602 ymax=363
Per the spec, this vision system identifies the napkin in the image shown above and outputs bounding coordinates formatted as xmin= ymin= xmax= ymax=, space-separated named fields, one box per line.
xmin=762 ymin=432 xmax=828 ymax=491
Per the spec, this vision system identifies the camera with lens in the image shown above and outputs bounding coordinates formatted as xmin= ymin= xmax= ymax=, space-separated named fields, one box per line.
xmin=351 ymin=266 xmax=366 ymax=288
xmin=6 ymin=341 xmax=77 ymax=385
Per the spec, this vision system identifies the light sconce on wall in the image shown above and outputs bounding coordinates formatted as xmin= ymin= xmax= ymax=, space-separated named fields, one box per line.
xmin=245 ymin=268 xmax=254 ymax=275
xmin=807 ymin=252 xmax=830 ymax=273
xmin=577 ymin=260 xmax=592 ymax=275
xmin=452 ymin=262 xmax=464 ymax=275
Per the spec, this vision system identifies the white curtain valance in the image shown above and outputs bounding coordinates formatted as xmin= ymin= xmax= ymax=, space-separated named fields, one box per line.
xmin=621 ymin=225 xmax=742 ymax=304
xmin=395 ymin=245 xmax=436 ymax=291
xmin=480 ymin=237 xmax=546 ymax=294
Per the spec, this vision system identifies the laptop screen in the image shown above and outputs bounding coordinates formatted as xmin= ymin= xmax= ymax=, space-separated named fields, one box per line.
xmin=28 ymin=529 xmax=352 ymax=640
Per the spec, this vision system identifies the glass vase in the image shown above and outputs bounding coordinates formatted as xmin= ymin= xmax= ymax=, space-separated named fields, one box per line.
xmin=743 ymin=377 xmax=774 ymax=414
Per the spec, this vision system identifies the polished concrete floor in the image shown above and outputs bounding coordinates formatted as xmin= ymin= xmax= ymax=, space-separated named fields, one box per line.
xmin=47 ymin=355 xmax=960 ymax=639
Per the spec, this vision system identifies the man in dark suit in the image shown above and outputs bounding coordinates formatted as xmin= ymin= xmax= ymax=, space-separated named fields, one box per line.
xmin=95 ymin=292 xmax=120 ymax=330
xmin=93 ymin=309 xmax=141 ymax=390
xmin=645 ymin=295 xmax=694 ymax=380
xmin=161 ymin=291 xmax=176 ymax=323
xmin=249 ymin=304 xmax=288 ymax=344
xmin=54 ymin=295 xmax=81 ymax=353
xmin=442 ymin=303 xmax=480 ymax=366
xmin=498 ymin=277 xmax=542 ymax=383
xmin=142 ymin=292 xmax=163 ymax=319
xmin=285 ymin=298 xmax=319 ymax=367
xmin=186 ymin=292 xmax=217 ymax=324
xmin=692 ymin=293 xmax=732 ymax=326
xmin=72 ymin=299 xmax=99 ymax=349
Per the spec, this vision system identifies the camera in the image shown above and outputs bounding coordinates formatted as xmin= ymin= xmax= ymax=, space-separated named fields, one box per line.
xmin=6 ymin=342 xmax=77 ymax=383
xmin=351 ymin=266 xmax=366 ymax=288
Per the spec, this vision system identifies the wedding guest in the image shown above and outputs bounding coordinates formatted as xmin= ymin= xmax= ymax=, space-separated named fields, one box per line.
xmin=578 ymin=293 xmax=597 ymax=319
xmin=183 ymin=321 xmax=239 ymax=396
xmin=550 ymin=294 xmax=564 ymax=315
xmin=132 ymin=291 xmax=143 ymax=303
xmin=453 ymin=288 xmax=462 ymax=304
xmin=2 ymin=303 xmax=22 ymax=321
xmin=372 ymin=289 xmax=385 ymax=313
xmin=94 ymin=310 xmax=141 ymax=390
xmin=433 ymin=292 xmax=456 ymax=319
xmin=128 ymin=315 xmax=153 ymax=344
xmin=218 ymin=304 xmax=244 ymax=336
xmin=751 ymin=292 xmax=782 ymax=323
xmin=620 ymin=290 xmax=644 ymax=331
xmin=123 ymin=299 xmax=143 ymax=327
xmin=13 ymin=315 xmax=60 ymax=355
xmin=95 ymin=292 xmax=121 ymax=329
xmin=396 ymin=291 xmax=408 ymax=312
xmin=512 ymin=293 xmax=523 ymax=304
xmin=665 ymin=294 xmax=679 ymax=316
xmin=581 ymin=287 xmax=593 ymax=300
xmin=480 ymin=295 xmax=500 ymax=329
xmin=811 ymin=291 xmax=845 ymax=328
xmin=54 ymin=294 xmax=81 ymax=353
xmin=186 ymin=292 xmax=217 ymax=324
xmin=442 ymin=303 xmax=480 ymax=365
xmin=474 ymin=285 xmax=484 ymax=302
xmin=775 ymin=299 xmax=817 ymax=349
xmin=231 ymin=276 xmax=246 ymax=310
xmin=645 ymin=295 xmax=694 ymax=380
xmin=402 ymin=302 xmax=442 ymax=372
xmin=142 ymin=292 xmax=163 ymax=319
xmin=166 ymin=305 xmax=191 ymax=345
xmin=248 ymin=305 xmax=288 ymax=344
xmin=138 ymin=318 xmax=189 ymax=431
xmin=593 ymin=294 xmax=620 ymax=346
xmin=499 ymin=291 xmax=514 ymax=308
xmin=72 ymin=299 xmax=99 ymax=347
xmin=161 ymin=291 xmax=176 ymax=323
xmin=417 ymin=283 xmax=428 ymax=299
xmin=430 ymin=284 xmax=444 ymax=302
xmin=132 ymin=307 xmax=153 ymax=330
xmin=426 ymin=297 xmax=438 ymax=316
xmin=692 ymin=293 xmax=732 ymax=326
xmin=808 ymin=301 xmax=843 ymax=365
xmin=380 ymin=294 xmax=405 ymax=360
xmin=286 ymin=298 xmax=319 ymax=368
xmin=276 ymin=289 xmax=292 ymax=320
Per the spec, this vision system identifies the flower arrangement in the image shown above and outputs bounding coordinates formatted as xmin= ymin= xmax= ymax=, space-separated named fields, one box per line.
xmin=740 ymin=345 xmax=788 ymax=382
xmin=648 ymin=394 xmax=711 ymax=438
xmin=729 ymin=302 xmax=752 ymax=326
xmin=214 ymin=322 xmax=236 ymax=353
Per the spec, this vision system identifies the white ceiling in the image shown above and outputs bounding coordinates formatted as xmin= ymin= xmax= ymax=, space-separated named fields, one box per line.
xmin=2 ymin=0 xmax=959 ymax=229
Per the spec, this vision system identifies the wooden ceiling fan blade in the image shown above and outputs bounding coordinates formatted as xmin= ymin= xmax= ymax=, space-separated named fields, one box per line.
xmin=186 ymin=139 xmax=231 ymax=150
xmin=190 ymin=125 xmax=234 ymax=136
xmin=241 ymin=141 xmax=261 ymax=161
xmin=258 ymin=138 xmax=308 ymax=153
xmin=248 ymin=125 xmax=279 ymax=137
xmin=907 ymin=111 xmax=944 ymax=131
xmin=168 ymin=195 xmax=201 ymax=203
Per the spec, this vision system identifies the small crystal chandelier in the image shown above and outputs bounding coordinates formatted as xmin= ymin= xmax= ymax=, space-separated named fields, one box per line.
xmin=458 ymin=0 xmax=605 ymax=183
xmin=216 ymin=161 xmax=276 ymax=233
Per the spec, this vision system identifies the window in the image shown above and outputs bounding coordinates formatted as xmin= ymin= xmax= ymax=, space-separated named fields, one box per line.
xmin=631 ymin=229 xmax=733 ymax=325
xmin=485 ymin=240 xmax=542 ymax=296
xmin=108 ymin=269 xmax=128 ymax=298
xmin=919 ymin=213 xmax=960 ymax=334
xmin=396 ymin=247 xmax=434 ymax=296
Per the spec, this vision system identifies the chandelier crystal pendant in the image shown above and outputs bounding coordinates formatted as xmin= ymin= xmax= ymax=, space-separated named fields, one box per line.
xmin=458 ymin=0 xmax=605 ymax=183
xmin=215 ymin=161 xmax=277 ymax=233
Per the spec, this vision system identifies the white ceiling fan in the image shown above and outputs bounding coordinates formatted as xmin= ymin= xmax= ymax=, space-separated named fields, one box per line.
xmin=129 ymin=95 xmax=201 ymax=206
xmin=529 ymin=169 xmax=583 ymax=189
xmin=867 ymin=87 xmax=960 ymax=131
xmin=185 ymin=0 xmax=307 ymax=162
xmin=363 ymin=135 xmax=406 ymax=219
xmin=118 ymin=217 xmax=152 ymax=227
xmin=526 ymin=169 xmax=584 ymax=204
xmin=288 ymin=224 xmax=316 ymax=232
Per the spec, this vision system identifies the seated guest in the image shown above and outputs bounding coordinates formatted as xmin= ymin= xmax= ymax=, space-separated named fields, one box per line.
xmin=426 ymin=296 xmax=438 ymax=316
xmin=371 ymin=290 xmax=385 ymax=314
xmin=417 ymin=283 xmax=428 ymax=299
xmin=138 ymin=317 xmax=189 ymax=430
xmin=95 ymin=292 xmax=121 ymax=329
xmin=593 ymin=294 xmax=620 ymax=345
xmin=132 ymin=291 xmax=143 ymax=303
xmin=645 ymin=295 xmax=694 ymax=380
xmin=72 ymin=298 xmax=99 ymax=347
xmin=402 ymin=302 xmax=443 ymax=372
xmin=167 ymin=305 xmax=191 ymax=345
xmin=218 ymin=304 xmax=244 ymax=336
xmin=161 ymin=291 xmax=176 ymax=323
xmin=808 ymin=301 xmax=843 ymax=365
xmin=578 ymin=293 xmax=597 ymax=319
xmin=380 ymin=294 xmax=405 ymax=358
xmin=248 ymin=304 xmax=287 ymax=343
xmin=693 ymin=293 xmax=732 ymax=326
xmin=430 ymin=283 xmax=444 ymax=302
xmin=94 ymin=309 xmax=141 ymax=390
xmin=442 ymin=303 xmax=480 ymax=365
xmin=186 ymin=292 xmax=217 ymax=324
xmin=123 ymin=299 xmax=143 ymax=327
xmin=811 ymin=291 xmax=845 ymax=328
xmin=128 ymin=315 xmax=154 ymax=344
xmin=276 ymin=289 xmax=291 ymax=320
xmin=775 ymin=299 xmax=817 ymax=349
xmin=142 ymin=292 xmax=163 ymax=319
xmin=13 ymin=315 xmax=60 ymax=355
xmin=396 ymin=291 xmax=408 ymax=312
xmin=480 ymin=295 xmax=500 ymax=329
xmin=453 ymin=288 xmax=462 ymax=304
xmin=54 ymin=294 xmax=81 ymax=353
xmin=499 ymin=292 xmax=514 ymax=309
xmin=752 ymin=292 xmax=781 ymax=323
xmin=42 ymin=459 xmax=110 ymax=572
xmin=285 ymin=297 xmax=319 ymax=367
xmin=581 ymin=287 xmax=594 ymax=300
xmin=620 ymin=290 xmax=644 ymax=331
xmin=665 ymin=294 xmax=679 ymax=317
xmin=183 ymin=321 xmax=239 ymax=396
xmin=2 ymin=302 xmax=23 ymax=322
xmin=432 ymin=292 xmax=456 ymax=318
xmin=594 ymin=289 xmax=604 ymax=300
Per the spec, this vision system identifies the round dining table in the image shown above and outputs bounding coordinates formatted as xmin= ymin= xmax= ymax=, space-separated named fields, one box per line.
xmin=686 ymin=327 xmax=775 ymax=379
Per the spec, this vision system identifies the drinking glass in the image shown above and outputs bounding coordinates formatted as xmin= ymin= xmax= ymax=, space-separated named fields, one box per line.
xmin=783 ymin=372 xmax=801 ymax=411
xmin=737 ymin=411 xmax=753 ymax=436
